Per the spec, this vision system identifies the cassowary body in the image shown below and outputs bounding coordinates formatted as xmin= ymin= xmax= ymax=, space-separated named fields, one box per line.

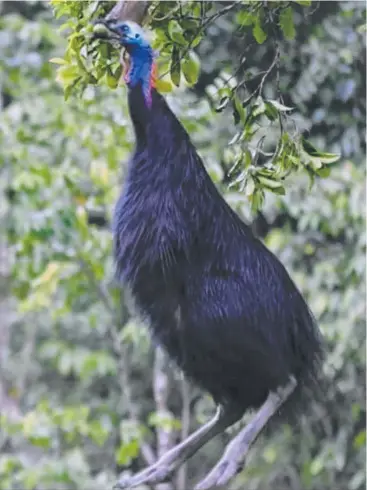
xmin=114 ymin=86 xmax=319 ymax=410
xmin=96 ymin=20 xmax=323 ymax=490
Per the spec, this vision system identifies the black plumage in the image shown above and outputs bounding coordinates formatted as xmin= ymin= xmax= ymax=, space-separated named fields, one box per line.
xmin=113 ymin=86 xmax=323 ymax=413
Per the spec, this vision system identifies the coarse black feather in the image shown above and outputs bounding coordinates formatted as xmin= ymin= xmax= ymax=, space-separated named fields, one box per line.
xmin=113 ymin=85 xmax=324 ymax=414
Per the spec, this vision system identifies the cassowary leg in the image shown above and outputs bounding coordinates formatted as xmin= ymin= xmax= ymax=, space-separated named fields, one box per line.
xmin=114 ymin=405 xmax=240 ymax=489
xmin=195 ymin=376 xmax=297 ymax=490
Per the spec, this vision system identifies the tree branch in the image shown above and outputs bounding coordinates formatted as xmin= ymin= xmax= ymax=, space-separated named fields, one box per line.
xmin=105 ymin=0 xmax=150 ymax=25
xmin=177 ymin=377 xmax=191 ymax=490
xmin=153 ymin=348 xmax=175 ymax=490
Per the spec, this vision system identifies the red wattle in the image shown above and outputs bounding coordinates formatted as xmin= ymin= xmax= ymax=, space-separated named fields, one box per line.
xmin=150 ymin=62 xmax=158 ymax=89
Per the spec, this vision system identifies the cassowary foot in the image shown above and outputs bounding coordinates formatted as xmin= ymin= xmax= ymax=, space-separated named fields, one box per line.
xmin=194 ymin=440 xmax=248 ymax=490
xmin=114 ymin=462 xmax=173 ymax=489
xmin=195 ymin=377 xmax=297 ymax=490
xmin=113 ymin=406 xmax=240 ymax=490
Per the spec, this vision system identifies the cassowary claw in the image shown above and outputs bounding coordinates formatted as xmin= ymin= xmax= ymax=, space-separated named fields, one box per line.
xmin=195 ymin=377 xmax=297 ymax=489
xmin=113 ymin=379 xmax=297 ymax=490
xmin=114 ymin=463 xmax=173 ymax=489
xmin=194 ymin=445 xmax=247 ymax=490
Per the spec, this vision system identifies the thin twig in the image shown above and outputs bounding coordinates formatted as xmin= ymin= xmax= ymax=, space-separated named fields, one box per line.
xmin=176 ymin=376 xmax=191 ymax=490
xmin=237 ymin=46 xmax=280 ymax=104
xmin=106 ymin=0 xmax=150 ymax=24
xmin=153 ymin=349 xmax=174 ymax=458
xmin=258 ymin=47 xmax=279 ymax=94
xmin=150 ymin=3 xmax=181 ymax=22
xmin=200 ymin=1 xmax=239 ymax=30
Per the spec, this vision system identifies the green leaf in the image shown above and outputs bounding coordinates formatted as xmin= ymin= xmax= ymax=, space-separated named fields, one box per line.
xmin=148 ymin=412 xmax=181 ymax=431
xmin=28 ymin=433 xmax=51 ymax=448
xmin=55 ymin=64 xmax=80 ymax=86
xmin=237 ymin=11 xmax=255 ymax=26
xmin=267 ymin=99 xmax=294 ymax=112
xmin=156 ymin=78 xmax=174 ymax=93
xmin=246 ymin=176 xmax=256 ymax=197
xmin=263 ymin=446 xmax=277 ymax=464
xmin=353 ymin=430 xmax=366 ymax=449
xmin=170 ymin=46 xmax=181 ymax=87
xmin=168 ymin=20 xmax=186 ymax=46
xmin=258 ymin=175 xmax=285 ymax=194
xmin=315 ymin=152 xmax=340 ymax=164
xmin=253 ymin=20 xmax=267 ymax=44
xmin=190 ymin=34 xmax=202 ymax=48
xmin=116 ymin=440 xmax=140 ymax=465
xmin=250 ymin=188 xmax=265 ymax=212
xmin=279 ymin=7 xmax=296 ymax=40
xmin=310 ymin=457 xmax=323 ymax=476
xmin=182 ymin=51 xmax=200 ymax=85
xmin=271 ymin=185 xmax=286 ymax=195
xmin=316 ymin=167 xmax=331 ymax=178
xmin=302 ymin=138 xmax=340 ymax=163
xmin=233 ymin=95 xmax=246 ymax=123
xmin=264 ymin=102 xmax=278 ymax=121
xmin=106 ymin=71 xmax=118 ymax=89
xmin=293 ymin=0 xmax=311 ymax=5
xmin=49 ymin=57 xmax=67 ymax=65
xmin=301 ymin=138 xmax=321 ymax=157
xmin=252 ymin=98 xmax=266 ymax=117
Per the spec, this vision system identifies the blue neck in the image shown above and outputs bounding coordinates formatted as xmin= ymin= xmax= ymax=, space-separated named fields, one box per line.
xmin=126 ymin=47 xmax=154 ymax=105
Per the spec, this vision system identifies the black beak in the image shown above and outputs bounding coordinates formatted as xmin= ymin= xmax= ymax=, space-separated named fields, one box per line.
xmin=92 ymin=19 xmax=121 ymax=42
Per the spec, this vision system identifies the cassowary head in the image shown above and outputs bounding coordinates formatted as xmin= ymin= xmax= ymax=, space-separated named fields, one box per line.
xmin=94 ymin=20 xmax=150 ymax=50
xmin=93 ymin=20 xmax=156 ymax=105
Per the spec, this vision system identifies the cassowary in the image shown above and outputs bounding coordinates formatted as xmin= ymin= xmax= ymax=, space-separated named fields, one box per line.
xmin=93 ymin=20 xmax=324 ymax=490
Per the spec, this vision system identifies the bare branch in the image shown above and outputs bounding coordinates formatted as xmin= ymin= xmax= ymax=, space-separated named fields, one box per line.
xmin=153 ymin=348 xmax=175 ymax=490
xmin=177 ymin=377 xmax=191 ymax=490
xmin=238 ymin=45 xmax=280 ymax=103
xmin=153 ymin=348 xmax=175 ymax=458
xmin=105 ymin=0 xmax=150 ymax=25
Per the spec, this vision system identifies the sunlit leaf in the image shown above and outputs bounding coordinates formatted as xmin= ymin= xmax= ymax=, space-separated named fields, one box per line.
xmin=49 ymin=57 xmax=67 ymax=65
xmin=182 ymin=51 xmax=200 ymax=85
xmin=253 ymin=19 xmax=267 ymax=44
xmin=267 ymin=99 xmax=294 ymax=112
xmin=279 ymin=6 xmax=296 ymax=40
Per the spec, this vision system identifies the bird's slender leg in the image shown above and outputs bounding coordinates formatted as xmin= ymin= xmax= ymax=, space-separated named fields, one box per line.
xmin=114 ymin=405 xmax=241 ymax=489
xmin=195 ymin=376 xmax=297 ymax=490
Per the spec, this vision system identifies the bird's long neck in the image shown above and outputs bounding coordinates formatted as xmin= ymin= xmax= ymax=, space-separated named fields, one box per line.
xmin=125 ymin=50 xmax=210 ymax=186
xmin=128 ymin=87 xmax=187 ymax=155
xmin=127 ymin=85 xmax=215 ymax=201
xmin=126 ymin=83 xmax=243 ymax=238
xmin=125 ymin=47 xmax=155 ymax=108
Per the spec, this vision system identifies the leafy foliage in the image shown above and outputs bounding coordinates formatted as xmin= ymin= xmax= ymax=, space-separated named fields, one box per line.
xmin=48 ymin=0 xmax=340 ymax=207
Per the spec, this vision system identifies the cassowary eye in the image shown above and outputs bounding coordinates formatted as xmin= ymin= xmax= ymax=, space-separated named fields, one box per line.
xmin=135 ymin=33 xmax=140 ymax=38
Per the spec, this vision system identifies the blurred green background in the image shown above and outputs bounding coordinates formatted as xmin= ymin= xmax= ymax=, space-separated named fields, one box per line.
xmin=0 ymin=1 xmax=365 ymax=490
